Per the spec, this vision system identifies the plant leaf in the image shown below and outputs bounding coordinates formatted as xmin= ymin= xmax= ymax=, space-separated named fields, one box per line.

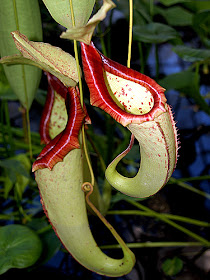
xmin=0 ymin=54 xmax=43 ymax=68
xmin=42 ymin=0 xmax=95 ymax=29
xmin=0 ymin=158 xmax=30 ymax=179
xmin=159 ymin=0 xmax=190 ymax=6
xmin=162 ymin=257 xmax=183 ymax=276
xmin=160 ymin=71 xmax=210 ymax=115
xmin=27 ymin=218 xmax=61 ymax=265
xmin=3 ymin=176 xmax=13 ymax=199
xmin=133 ymin=22 xmax=179 ymax=44
xmin=11 ymin=31 xmax=79 ymax=87
xmin=173 ymin=45 xmax=210 ymax=62
xmin=14 ymin=154 xmax=31 ymax=200
xmin=162 ymin=6 xmax=193 ymax=26
xmin=0 ymin=0 xmax=43 ymax=109
xmin=192 ymin=10 xmax=210 ymax=48
xmin=184 ymin=1 xmax=210 ymax=12
xmin=0 ymin=224 xmax=42 ymax=274
xmin=60 ymin=0 xmax=116 ymax=44
xmin=0 ymin=64 xmax=17 ymax=100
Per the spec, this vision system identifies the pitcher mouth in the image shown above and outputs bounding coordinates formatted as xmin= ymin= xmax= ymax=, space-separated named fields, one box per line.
xmin=81 ymin=42 xmax=167 ymax=127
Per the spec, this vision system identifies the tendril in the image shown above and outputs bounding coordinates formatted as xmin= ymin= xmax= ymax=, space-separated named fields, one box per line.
xmin=82 ymin=182 xmax=130 ymax=249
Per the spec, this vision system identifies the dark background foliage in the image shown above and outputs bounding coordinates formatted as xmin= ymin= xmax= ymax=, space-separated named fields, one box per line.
xmin=1 ymin=0 xmax=210 ymax=279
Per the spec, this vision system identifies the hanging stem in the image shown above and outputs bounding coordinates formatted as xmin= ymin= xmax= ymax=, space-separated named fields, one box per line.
xmin=150 ymin=0 xmax=154 ymax=19
xmin=127 ymin=0 xmax=133 ymax=68
xmin=21 ymin=66 xmax=33 ymax=159
xmin=69 ymin=0 xmax=94 ymax=186
xmin=107 ymin=210 xmax=210 ymax=227
xmin=100 ymin=241 xmax=210 ymax=250
xmin=127 ymin=200 xmax=210 ymax=246
xmin=13 ymin=0 xmax=32 ymax=158
xmin=169 ymin=177 xmax=210 ymax=200
xmin=82 ymin=182 xmax=132 ymax=249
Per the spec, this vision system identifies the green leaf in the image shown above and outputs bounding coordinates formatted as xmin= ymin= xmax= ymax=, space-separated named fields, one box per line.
xmin=162 ymin=257 xmax=183 ymax=276
xmin=0 ymin=54 xmax=42 ymax=68
xmin=27 ymin=219 xmax=61 ymax=265
xmin=0 ymin=88 xmax=18 ymax=101
xmin=3 ymin=176 xmax=13 ymax=199
xmin=38 ymin=230 xmax=61 ymax=265
xmin=162 ymin=6 xmax=193 ymax=26
xmin=0 ymin=158 xmax=30 ymax=179
xmin=134 ymin=0 xmax=152 ymax=24
xmin=35 ymin=89 xmax=47 ymax=106
xmin=192 ymin=10 xmax=210 ymax=47
xmin=159 ymin=0 xmax=190 ymax=6
xmin=173 ymin=45 xmax=210 ymax=62
xmin=184 ymin=1 xmax=210 ymax=12
xmin=1 ymin=154 xmax=31 ymax=199
xmin=60 ymin=0 xmax=116 ymax=44
xmin=0 ymin=63 xmax=17 ymax=100
xmin=0 ymin=0 xmax=43 ymax=109
xmin=160 ymin=70 xmax=195 ymax=90
xmin=0 ymin=224 xmax=42 ymax=274
xmin=42 ymin=0 xmax=95 ymax=29
xmin=0 ymin=155 xmax=31 ymax=198
xmin=160 ymin=71 xmax=210 ymax=115
xmin=10 ymin=31 xmax=79 ymax=87
xmin=133 ymin=22 xmax=179 ymax=44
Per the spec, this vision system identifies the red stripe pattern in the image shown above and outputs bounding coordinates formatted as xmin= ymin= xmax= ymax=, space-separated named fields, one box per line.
xmin=33 ymin=74 xmax=86 ymax=172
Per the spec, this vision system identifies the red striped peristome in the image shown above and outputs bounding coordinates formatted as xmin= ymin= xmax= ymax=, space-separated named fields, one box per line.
xmin=81 ymin=42 xmax=167 ymax=127
xmin=32 ymin=74 xmax=87 ymax=172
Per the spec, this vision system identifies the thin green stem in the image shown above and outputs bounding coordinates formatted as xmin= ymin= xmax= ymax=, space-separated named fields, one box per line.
xmin=82 ymin=128 xmax=95 ymax=186
xmin=13 ymin=0 xmax=32 ymax=158
xmin=127 ymin=0 xmax=133 ymax=68
xmin=100 ymin=241 xmax=210 ymax=250
xmin=98 ymin=23 xmax=108 ymax=57
xmin=0 ymin=124 xmax=40 ymax=142
xmin=107 ymin=210 xmax=210 ymax=227
xmin=68 ymin=0 xmax=83 ymax=106
xmin=13 ymin=0 xmax=19 ymax=29
xmin=86 ymin=131 xmax=107 ymax=172
xmin=171 ymin=175 xmax=210 ymax=182
xmin=149 ymin=0 xmax=154 ymax=19
xmin=169 ymin=177 xmax=210 ymax=200
xmin=0 ymin=214 xmax=19 ymax=221
xmin=36 ymin=224 xmax=52 ymax=235
xmin=73 ymin=41 xmax=84 ymax=107
xmin=69 ymin=0 xmax=95 ymax=186
xmin=127 ymin=200 xmax=210 ymax=246
xmin=83 ymin=183 xmax=134 ymax=255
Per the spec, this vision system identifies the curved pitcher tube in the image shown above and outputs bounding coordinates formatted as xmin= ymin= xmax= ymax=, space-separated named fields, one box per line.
xmin=33 ymin=74 xmax=135 ymax=276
